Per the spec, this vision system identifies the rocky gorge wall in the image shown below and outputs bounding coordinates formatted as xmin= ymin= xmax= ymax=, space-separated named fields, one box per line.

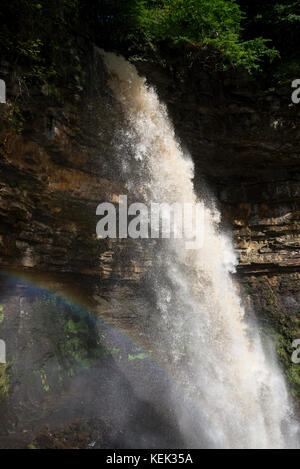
xmin=135 ymin=58 xmax=300 ymax=402
xmin=0 ymin=45 xmax=299 ymax=445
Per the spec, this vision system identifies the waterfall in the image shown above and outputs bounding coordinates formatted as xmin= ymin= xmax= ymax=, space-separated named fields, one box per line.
xmin=101 ymin=51 xmax=299 ymax=449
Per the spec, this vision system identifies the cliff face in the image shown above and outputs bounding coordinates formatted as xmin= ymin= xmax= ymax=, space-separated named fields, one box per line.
xmin=3 ymin=55 xmax=299 ymax=285
xmin=0 ymin=48 xmax=299 ymax=445
xmin=136 ymin=59 xmax=300 ymax=403
xmin=0 ymin=50 xmax=170 ymax=447
xmin=136 ymin=59 xmax=300 ymax=401
xmin=136 ymin=61 xmax=300 ymax=273
xmin=0 ymin=50 xmax=153 ymax=302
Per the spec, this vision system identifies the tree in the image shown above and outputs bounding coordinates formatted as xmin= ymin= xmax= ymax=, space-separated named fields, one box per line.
xmin=103 ymin=0 xmax=280 ymax=72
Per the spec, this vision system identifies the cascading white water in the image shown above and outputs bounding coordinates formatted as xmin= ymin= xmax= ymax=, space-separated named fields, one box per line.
xmin=102 ymin=51 xmax=299 ymax=449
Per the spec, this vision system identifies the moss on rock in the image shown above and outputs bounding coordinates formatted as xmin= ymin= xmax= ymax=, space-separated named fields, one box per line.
xmin=0 ymin=363 xmax=10 ymax=403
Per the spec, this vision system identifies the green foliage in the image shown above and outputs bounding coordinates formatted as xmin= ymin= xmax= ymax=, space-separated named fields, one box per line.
xmin=237 ymin=1 xmax=300 ymax=83
xmin=140 ymin=0 xmax=243 ymax=43
xmin=0 ymin=1 xmax=88 ymax=134
xmin=275 ymin=329 xmax=300 ymax=397
xmin=128 ymin=351 xmax=152 ymax=360
xmin=0 ymin=1 xmax=80 ymax=78
xmin=0 ymin=0 xmax=296 ymax=81
xmin=0 ymin=363 xmax=10 ymax=403
xmin=3 ymin=102 xmax=26 ymax=134
xmin=27 ymin=444 xmax=37 ymax=449
xmin=35 ymin=367 xmax=50 ymax=392
xmin=238 ymin=1 xmax=300 ymax=58
xmin=65 ymin=319 xmax=89 ymax=335
xmin=107 ymin=0 xmax=279 ymax=72
xmin=0 ymin=305 xmax=4 ymax=325
xmin=30 ymin=296 xmax=105 ymax=381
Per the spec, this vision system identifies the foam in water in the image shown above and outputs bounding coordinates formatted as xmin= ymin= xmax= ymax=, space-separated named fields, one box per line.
xmin=101 ymin=51 xmax=299 ymax=449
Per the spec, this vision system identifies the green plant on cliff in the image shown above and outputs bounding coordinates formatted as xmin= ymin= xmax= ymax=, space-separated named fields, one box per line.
xmin=105 ymin=0 xmax=279 ymax=72
xmin=0 ymin=1 xmax=85 ymax=133
xmin=238 ymin=1 xmax=300 ymax=59
xmin=10 ymin=295 xmax=108 ymax=394
xmin=237 ymin=1 xmax=300 ymax=85
xmin=3 ymin=102 xmax=25 ymax=134
xmin=0 ymin=1 xmax=81 ymax=79
xmin=0 ymin=363 xmax=10 ymax=403
xmin=247 ymin=278 xmax=300 ymax=398
xmin=143 ymin=0 xmax=278 ymax=70
xmin=276 ymin=330 xmax=300 ymax=398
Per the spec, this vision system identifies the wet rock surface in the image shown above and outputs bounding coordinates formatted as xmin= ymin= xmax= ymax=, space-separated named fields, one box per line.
xmin=135 ymin=60 xmax=300 ymax=406
xmin=0 ymin=278 xmax=213 ymax=449
xmin=0 ymin=48 xmax=299 ymax=445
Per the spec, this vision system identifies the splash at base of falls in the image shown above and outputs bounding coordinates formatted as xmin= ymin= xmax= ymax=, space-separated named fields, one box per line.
xmin=101 ymin=50 xmax=299 ymax=449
